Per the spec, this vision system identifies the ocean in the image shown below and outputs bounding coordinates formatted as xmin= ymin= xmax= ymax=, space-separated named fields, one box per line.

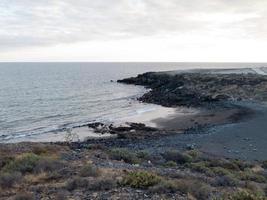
xmin=0 ymin=62 xmax=266 ymax=142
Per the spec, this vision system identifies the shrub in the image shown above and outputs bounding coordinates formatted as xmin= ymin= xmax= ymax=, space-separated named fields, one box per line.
xmin=0 ymin=172 xmax=22 ymax=188
xmin=162 ymin=150 xmax=192 ymax=164
xmin=208 ymin=159 xmax=240 ymax=171
xmin=212 ymin=167 xmax=231 ymax=176
xmin=239 ymin=170 xmax=266 ymax=183
xmin=213 ymin=175 xmax=238 ymax=187
xmin=228 ymin=191 xmax=266 ymax=200
xmin=136 ymin=150 xmax=150 ymax=160
xmin=79 ymin=163 xmax=100 ymax=177
xmin=189 ymin=162 xmax=215 ymax=176
xmin=32 ymin=146 xmax=49 ymax=155
xmin=87 ymin=178 xmax=116 ymax=191
xmin=0 ymin=156 xmax=14 ymax=169
xmin=3 ymin=153 xmax=40 ymax=174
xmin=66 ymin=177 xmax=88 ymax=191
xmin=186 ymin=150 xmax=200 ymax=159
xmin=163 ymin=161 xmax=177 ymax=168
xmin=34 ymin=158 xmax=64 ymax=173
xmin=189 ymin=181 xmax=212 ymax=200
xmin=245 ymin=182 xmax=265 ymax=196
xmin=149 ymin=180 xmax=178 ymax=193
xmin=13 ymin=193 xmax=34 ymax=200
xmin=109 ymin=148 xmax=139 ymax=164
xmin=174 ymin=179 xmax=212 ymax=200
xmin=121 ymin=171 xmax=161 ymax=189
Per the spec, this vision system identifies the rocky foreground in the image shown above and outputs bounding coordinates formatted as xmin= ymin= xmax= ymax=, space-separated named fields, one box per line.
xmin=1 ymin=71 xmax=267 ymax=199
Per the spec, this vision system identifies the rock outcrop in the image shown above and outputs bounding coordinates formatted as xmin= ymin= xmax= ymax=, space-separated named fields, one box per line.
xmin=118 ymin=72 xmax=267 ymax=107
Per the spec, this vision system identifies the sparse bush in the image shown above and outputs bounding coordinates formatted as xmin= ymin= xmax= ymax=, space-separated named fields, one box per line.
xmin=0 ymin=156 xmax=14 ymax=169
xmin=213 ymin=175 xmax=238 ymax=187
xmin=34 ymin=158 xmax=64 ymax=173
xmin=228 ymin=190 xmax=266 ymax=200
xmin=0 ymin=172 xmax=22 ymax=188
xmin=121 ymin=171 xmax=161 ymax=189
xmin=87 ymin=178 xmax=116 ymax=191
xmin=3 ymin=153 xmax=40 ymax=174
xmin=186 ymin=150 xmax=200 ymax=159
xmin=209 ymin=159 xmax=240 ymax=171
xmin=32 ymin=146 xmax=49 ymax=155
xmin=162 ymin=150 xmax=192 ymax=164
xmin=66 ymin=177 xmax=88 ymax=191
xmin=189 ymin=162 xmax=215 ymax=176
xmin=232 ymin=160 xmax=252 ymax=171
xmin=109 ymin=148 xmax=139 ymax=164
xmin=239 ymin=170 xmax=266 ymax=183
xmin=189 ymin=181 xmax=212 ymax=200
xmin=79 ymin=163 xmax=100 ymax=177
xmin=163 ymin=161 xmax=177 ymax=168
xmin=149 ymin=180 xmax=178 ymax=193
xmin=173 ymin=179 xmax=212 ymax=200
xmin=13 ymin=193 xmax=34 ymax=200
xmin=245 ymin=182 xmax=265 ymax=196
xmin=212 ymin=167 xmax=231 ymax=176
xmin=136 ymin=150 xmax=150 ymax=160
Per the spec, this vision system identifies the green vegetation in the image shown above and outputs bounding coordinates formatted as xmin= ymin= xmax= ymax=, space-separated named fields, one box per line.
xmin=136 ymin=150 xmax=150 ymax=160
xmin=79 ymin=163 xmax=100 ymax=177
xmin=162 ymin=150 xmax=193 ymax=164
xmin=238 ymin=169 xmax=266 ymax=183
xmin=0 ymin=172 xmax=22 ymax=188
xmin=121 ymin=171 xmax=161 ymax=189
xmin=151 ymin=179 xmax=211 ymax=200
xmin=228 ymin=191 xmax=267 ymax=200
xmin=163 ymin=161 xmax=177 ymax=167
xmin=2 ymin=153 xmax=40 ymax=174
xmin=0 ymin=144 xmax=266 ymax=199
xmin=108 ymin=148 xmax=140 ymax=164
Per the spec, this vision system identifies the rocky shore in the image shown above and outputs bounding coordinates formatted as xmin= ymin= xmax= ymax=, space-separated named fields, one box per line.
xmin=118 ymin=72 xmax=267 ymax=107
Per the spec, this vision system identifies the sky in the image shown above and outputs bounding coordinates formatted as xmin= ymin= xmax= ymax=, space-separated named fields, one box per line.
xmin=0 ymin=0 xmax=267 ymax=62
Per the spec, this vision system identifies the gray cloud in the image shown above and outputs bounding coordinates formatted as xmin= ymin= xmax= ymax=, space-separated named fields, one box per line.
xmin=0 ymin=0 xmax=266 ymax=50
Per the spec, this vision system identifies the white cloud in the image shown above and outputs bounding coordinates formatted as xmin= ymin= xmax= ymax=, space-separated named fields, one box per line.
xmin=0 ymin=0 xmax=266 ymax=61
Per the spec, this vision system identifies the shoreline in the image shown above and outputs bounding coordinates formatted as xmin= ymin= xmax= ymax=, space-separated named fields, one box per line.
xmin=1 ymin=68 xmax=267 ymax=161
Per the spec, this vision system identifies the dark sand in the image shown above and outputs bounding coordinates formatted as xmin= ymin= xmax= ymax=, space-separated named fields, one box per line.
xmin=150 ymin=102 xmax=267 ymax=161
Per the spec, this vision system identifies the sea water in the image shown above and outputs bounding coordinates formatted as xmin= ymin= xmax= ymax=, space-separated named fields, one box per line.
xmin=0 ymin=62 xmax=266 ymax=142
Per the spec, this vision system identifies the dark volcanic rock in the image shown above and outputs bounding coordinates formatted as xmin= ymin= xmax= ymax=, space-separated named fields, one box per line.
xmin=118 ymin=72 xmax=267 ymax=107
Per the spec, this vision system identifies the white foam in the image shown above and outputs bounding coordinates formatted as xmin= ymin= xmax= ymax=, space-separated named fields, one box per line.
xmin=118 ymin=105 xmax=177 ymax=127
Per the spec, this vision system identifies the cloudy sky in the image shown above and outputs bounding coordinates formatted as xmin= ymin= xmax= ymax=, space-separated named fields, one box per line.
xmin=0 ymin=0 xmax=267 ymax=62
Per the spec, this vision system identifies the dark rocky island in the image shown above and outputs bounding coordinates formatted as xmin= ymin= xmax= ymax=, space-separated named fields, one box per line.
xmin=1 ymin=70 xmax=267 ymax=199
